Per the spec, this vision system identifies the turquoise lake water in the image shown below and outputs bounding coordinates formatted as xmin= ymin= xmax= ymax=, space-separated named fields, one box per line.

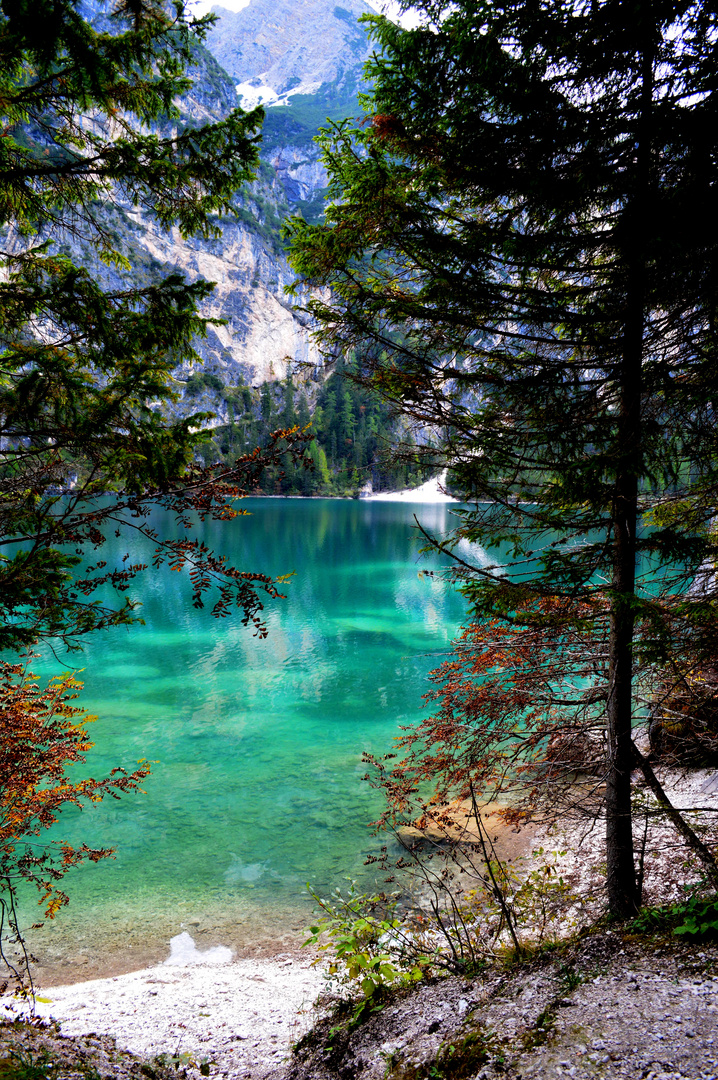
xmin=24 ymin=499 xmax=469 ymax=979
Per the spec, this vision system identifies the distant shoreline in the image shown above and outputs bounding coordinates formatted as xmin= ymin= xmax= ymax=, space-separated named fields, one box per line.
xmin=362 ymin=470 xmax=457 ymax=503
xmin=251 ymin=471 xmax=459 ymax=504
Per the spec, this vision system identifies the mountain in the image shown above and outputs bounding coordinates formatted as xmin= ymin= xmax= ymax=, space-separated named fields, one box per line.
xmin=207 ymin=0 xmax=374 ymax=220
xmin=65 ymin=0 xmax=375 ymax=428
xmin=161 ymin=0 xmax=377 ymax=410
xmin=206 ymin=0 xmax=373 ymax=103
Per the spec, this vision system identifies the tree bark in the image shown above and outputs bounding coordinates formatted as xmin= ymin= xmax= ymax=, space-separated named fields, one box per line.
xmin=605 ymin=33 xmax=654 ymax=919
xmin=606 ymin=474 xmax=640 ymax=916
xmin=631 ymin=743 xmax=718 ymax=892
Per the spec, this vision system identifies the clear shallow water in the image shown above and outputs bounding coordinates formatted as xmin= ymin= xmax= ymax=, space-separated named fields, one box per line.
xmin=22 ymin=499 xmax=468 ymax=979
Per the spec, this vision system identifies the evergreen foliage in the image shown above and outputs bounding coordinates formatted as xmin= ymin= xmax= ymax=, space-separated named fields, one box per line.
xmin=0 ymin=0 xmax=315 ymax=982
xmin=201 ymin=364 xmax=432 ymax=495
xmin=288 ymin=0 xmax=718 ymax=914
xmin=0 ymin=0 xmax=308 ymax=650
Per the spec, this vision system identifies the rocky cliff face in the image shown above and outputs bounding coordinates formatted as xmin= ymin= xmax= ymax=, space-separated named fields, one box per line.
xmin=206 ymin=0 xmax=372 ymax=106
xmin=78 ymin=0 xmax=374 ymax=412
xmin=183 ymin=0 xmax=373 ymax=402
xmin=206 ymin=0 xmax=374 ymax=219
xmin=168 ymin=0 xmax=375 ymax=403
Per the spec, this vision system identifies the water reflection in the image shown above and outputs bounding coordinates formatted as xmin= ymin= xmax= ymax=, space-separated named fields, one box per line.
xmin=25 ymin=499 xmax=466 ymax=974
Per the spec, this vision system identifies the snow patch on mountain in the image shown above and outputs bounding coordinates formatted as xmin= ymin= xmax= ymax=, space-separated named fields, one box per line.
xmin=236 ymin=78 xmax=323 ymax=110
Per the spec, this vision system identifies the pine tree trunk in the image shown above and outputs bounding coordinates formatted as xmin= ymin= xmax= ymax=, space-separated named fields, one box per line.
xmin=605 ymin=34 xmax=654 ymax=918
xmin=606 ymin=477 xmax=639 ymax=917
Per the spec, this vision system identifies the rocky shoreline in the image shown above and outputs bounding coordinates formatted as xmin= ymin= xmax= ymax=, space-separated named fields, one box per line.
xmin=4 ymin=949 xmax=324 ymax=1080
xmin=3 ymin=931 xmax=716 ymax=1080
xmin=2 ymin=767 xmax=715 ymax=1080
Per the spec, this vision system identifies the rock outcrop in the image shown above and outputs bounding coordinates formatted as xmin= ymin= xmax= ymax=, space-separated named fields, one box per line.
xmin=206 ymin=0 xmax=373 ymax=108
xmin=74 ymin=0 xmax=376 ymax=405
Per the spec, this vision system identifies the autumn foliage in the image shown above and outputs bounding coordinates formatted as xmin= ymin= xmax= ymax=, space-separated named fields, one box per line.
xmin=366 ymin=597 xmax=607 ymax=829
xmin=365 ymin=592 xmax=718 ymax=902
xmin=0 ymin=660 xmax=150 ymax=930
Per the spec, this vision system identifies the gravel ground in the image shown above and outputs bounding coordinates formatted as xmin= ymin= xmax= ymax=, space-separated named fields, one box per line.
xmin=3 ymin=946 xmax=324 ymax=1080
xmin=287 ymin=933 xmax=718 ymax=1080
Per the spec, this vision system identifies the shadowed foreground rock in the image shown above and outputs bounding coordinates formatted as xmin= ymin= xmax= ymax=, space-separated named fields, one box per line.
xmin=287 ymin=932 xmax=718 ymax=1080
xmin=0 ymin=1020 xmax=178 ymax=1080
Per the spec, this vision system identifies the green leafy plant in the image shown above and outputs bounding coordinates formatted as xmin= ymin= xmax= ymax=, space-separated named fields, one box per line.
xmin=0 ymin=1049 xmax=102 ymax=1080
xmin=305 ymin=881 xmax=431 ymax=1027
xmin=152 ymin=1050 xmax=214 ymax=1077
xmin=521 ymin=1005 xmax=557 ymax=1051
xmin=674 ymin=895 xmax=718 ymax=940
xmin=429 ymin=1032 xmax=496 ymax=1079
xmin=558 ymin=963 xmax=582 ymax=993
xmin=0 ymin=1049 xmax=53 ymax=1080
xmin=383 ymin=1031 xmax=499 ymax=1080
xmin=508 ymin=849 xmax=581 ymax=946
xmin=631 ymin=892 xmax=718 ymax=941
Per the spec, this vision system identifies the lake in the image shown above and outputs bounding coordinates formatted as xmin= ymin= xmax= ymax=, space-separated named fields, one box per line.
xmin=23 ymin=498 xmax=468 ymax=980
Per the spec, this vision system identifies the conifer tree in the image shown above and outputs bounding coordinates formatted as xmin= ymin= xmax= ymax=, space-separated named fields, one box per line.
xmin=289 ymin=0 xmax=718 ymax=915
xmin=0 ymin=0 xmax=313 ymax=976
xmin=0 ymin=0 xmax=307 ymax=647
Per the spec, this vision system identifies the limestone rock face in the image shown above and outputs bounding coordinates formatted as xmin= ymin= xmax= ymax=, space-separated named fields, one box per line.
xmin=124 ymin=205 xmax=320 ymax=391
xmin=267 ymin=144 xmax=329 ymax=204
xmin=76 ymin=0 xmax=373 ymax=402
xmin=206 ymin=0 xmax=373 ymax=99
